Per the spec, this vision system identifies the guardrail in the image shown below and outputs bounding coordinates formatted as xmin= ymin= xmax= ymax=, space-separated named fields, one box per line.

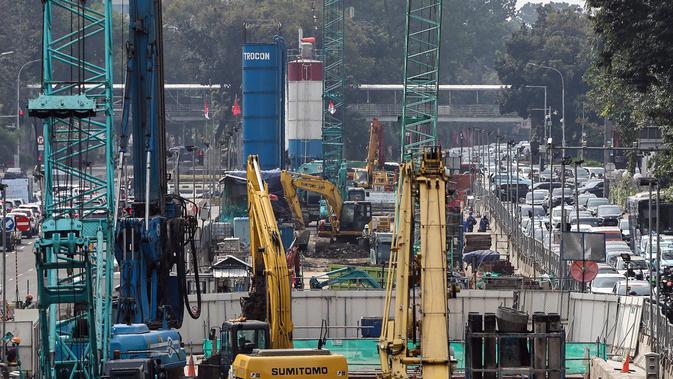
xmin=642 ymin=300 xmax=673 ymax=368
xmin=479 ymin=184 xmax=560 ymax=278
xmin=476 ymin=180 xmax=582 ymax=292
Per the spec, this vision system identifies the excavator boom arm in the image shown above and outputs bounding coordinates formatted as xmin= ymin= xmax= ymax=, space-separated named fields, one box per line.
xmin=246 ymin=156 xmax=293 ymax=349
xmin=281 ymin=171 xmax=343 ymax=233
xmin=366 ymin=118 xmax=381 ymax=183
xmin=280 ymin=171 xmax=305 ymax=227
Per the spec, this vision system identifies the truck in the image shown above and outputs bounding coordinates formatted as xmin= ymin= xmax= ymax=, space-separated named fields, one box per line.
xmin=1 ymin=176 xmax=31 ymax=205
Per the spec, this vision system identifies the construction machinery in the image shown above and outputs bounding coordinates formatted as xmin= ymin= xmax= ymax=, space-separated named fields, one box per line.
xmin=206 ymin=155 xmax=348 ymax=378
xmin=280 ymin=170 xmax=372 ymax=240
xmin=378 ymin=149 xmax=451 ymax=378
xmin=377 ymin=3 xmax=448 ymax=374
xmin=30 ymin=1 xmax=116 ymax=377
xmin=309 ymin=267 xmax=382 ymax=289
xmin=31 ymin=0 xmax=200 ymax=377
xmin=108 ymin=0 xmax=204 ymax=375
xmin=353 ymin=118 xmax=392 ymax=190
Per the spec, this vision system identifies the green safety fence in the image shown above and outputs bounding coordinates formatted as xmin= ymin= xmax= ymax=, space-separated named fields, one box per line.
xmin=203 ymin=338 xmax=606 ymax=374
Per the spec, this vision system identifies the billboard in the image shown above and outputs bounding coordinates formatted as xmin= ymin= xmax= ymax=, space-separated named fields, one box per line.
xmin=561 ymin=231 xmax=606 ymax=261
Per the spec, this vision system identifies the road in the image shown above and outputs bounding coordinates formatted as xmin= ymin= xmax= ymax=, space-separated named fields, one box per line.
xmin=2 ymin=237 xmax=37 ymax=306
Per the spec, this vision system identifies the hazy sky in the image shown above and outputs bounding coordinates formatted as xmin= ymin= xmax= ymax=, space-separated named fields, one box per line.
xmin=516 ymin=0 xmax=586 ymax=9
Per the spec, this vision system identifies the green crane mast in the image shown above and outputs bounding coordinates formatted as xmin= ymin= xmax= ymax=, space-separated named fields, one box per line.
xmin=322 ymin=0 xmax=344 ymax=180
xmin=400 ymin=0 xmax=443 ymax=161
xmin=28 ymin=0 xmax=116 ymax=377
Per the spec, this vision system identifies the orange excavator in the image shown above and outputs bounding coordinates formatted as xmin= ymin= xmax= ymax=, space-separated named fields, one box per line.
xmin=353 ymin=118 xmax=393 ymax=190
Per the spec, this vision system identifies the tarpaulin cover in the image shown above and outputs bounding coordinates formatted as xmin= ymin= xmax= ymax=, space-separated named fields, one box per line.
xmin=462 ymin=250 xmax=501 ymax=266
xmin=219 ymin=170 xmax=292 ymax=223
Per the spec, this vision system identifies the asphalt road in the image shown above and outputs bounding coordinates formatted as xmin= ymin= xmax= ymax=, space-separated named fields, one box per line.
xmin=1 ymin=237 xmax=37 ymax=306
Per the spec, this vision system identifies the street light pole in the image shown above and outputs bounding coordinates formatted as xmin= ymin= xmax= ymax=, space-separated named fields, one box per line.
xmin=525 ymin=85 xmax=547 ymax=172
xmin=16 ymin=59 xmax=40 ymax=168
xmin=1 ymin=183 xmax=6 ymax=354
xmin=527 ymin=63 xmax=566 ymax=155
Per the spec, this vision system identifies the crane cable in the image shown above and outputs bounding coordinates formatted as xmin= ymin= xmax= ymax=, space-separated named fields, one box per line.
xmin=169 ymin=194 xmax=202 ymax=319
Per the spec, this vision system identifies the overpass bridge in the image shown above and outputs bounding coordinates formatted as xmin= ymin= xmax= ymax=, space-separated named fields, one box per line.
xmin=353 ymin=83 xmax=524 ymax=125
xmin=349 ymin=103 xmax=522 ymax=123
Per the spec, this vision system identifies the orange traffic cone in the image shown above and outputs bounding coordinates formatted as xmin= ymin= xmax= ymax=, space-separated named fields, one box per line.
xmin=621 ymin=353 xmax=630 ymax=373
xmin=186 ymin=353 xmax=196 ymax=377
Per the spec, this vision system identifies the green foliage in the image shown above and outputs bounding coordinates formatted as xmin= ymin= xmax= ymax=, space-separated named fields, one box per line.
xmin=442 ymin=0 xmax=516 ymax=83
xmin=587 ymin=0 xmax=673 ymax=181
xmin=609 ymin=174 xmax=637 ymax=209
xmin=495 ymin=5 xmax=592 ymax=146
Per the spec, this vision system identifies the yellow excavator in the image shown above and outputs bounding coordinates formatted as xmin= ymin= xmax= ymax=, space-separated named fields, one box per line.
xmin=280 ymin=170 xmax=371 ymax=241
xmin=378 ymin=149 xmax=451 ymax=378
xmin=209 ymin=155 xmax=348 ymax=378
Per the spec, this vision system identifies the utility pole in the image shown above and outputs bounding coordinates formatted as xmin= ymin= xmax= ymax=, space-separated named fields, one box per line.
xmin=1 ymin=182 xmax=6 ymax=354
xmin=527 ymin=63 xmax=566 ymax=155
xmin=574 ymin=157 xmax=584 ymax=292
xmin=16 ymin=59 xmax=40 ymax=168
xmin=525 ymin=85 xmax=547 ymax=172
xmin=547 ymin=139 xmax=553 ymax=278
xmin=560 ymin=156 xmax=571 ymax=289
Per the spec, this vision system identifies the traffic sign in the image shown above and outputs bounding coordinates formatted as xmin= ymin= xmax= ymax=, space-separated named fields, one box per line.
xmin=15 ymin=215 xmax=30 ymax=233
xmin=3 ymin=217 xmax=15 ymax=232
xmin=37 ymin=136 xmax=44 ymax=145
xmin=570 ymin=260 xmax=598 ymax=282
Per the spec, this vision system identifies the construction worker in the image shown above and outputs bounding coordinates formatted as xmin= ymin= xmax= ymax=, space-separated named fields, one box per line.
xmin=479 ymin=215 xmax=490 ymax=232
xmin=464 ymin=212 xmax=477 ymax=233
xmin=24 ymin=294 xmax=34 ymax=309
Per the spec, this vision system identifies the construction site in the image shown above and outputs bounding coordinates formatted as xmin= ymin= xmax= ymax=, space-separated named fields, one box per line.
xmin=0 ymin=0 xmax=671 ymax=378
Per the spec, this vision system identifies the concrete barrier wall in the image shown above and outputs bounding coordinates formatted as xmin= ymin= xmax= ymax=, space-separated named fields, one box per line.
xmin=183 ymin=289 xmax=639 ymax=353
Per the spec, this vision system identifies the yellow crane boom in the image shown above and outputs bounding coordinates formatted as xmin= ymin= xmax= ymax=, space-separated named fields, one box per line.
xmin=378 ymin=149 xmax=450 ymax=378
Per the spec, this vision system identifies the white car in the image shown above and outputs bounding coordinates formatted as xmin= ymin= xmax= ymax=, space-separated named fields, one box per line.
xmin=8 ymin=209 xmax=37 ymax=236
xmin=612 ymin=280 xmax=651 ymax=296
xmin=591 ymin=273 xmax=626 ymax=294
xmin=615 ymin=256 xmax=648 ymax=277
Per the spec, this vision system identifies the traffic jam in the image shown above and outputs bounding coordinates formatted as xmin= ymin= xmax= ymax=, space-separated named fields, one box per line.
xmin=462 ymin=140 xmax=673 ymax=321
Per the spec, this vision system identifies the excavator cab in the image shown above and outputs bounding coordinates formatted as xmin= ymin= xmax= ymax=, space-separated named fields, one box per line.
xmin=218 ymin=320 xmax=271 ymax=377
xmin=346 ymin=187 xmax=366 ymax=201
xmin=340 ymin=201 xmax=372 ymax=233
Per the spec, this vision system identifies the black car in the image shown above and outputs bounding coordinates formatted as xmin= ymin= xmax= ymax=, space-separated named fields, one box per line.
xmin=545 ymin=187 xmax=574 ymax=209
xmin=532 ymin=181 xmax=563 ymax=192
xmin=581 ymin=180 xmax=605 ymax=196
xmin=496 ymin=183 xmax=529 ymax=202
xmin=596 ymin=204 xmax=622 ymax=227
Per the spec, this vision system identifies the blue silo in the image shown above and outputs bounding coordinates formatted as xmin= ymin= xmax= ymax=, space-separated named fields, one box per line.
xmin=242 ymin=38 xmax=286 ymax=170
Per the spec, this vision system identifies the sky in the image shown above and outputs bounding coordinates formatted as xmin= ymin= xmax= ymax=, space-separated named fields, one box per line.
xmin=516 ymin=0 xmax=586 ymax=9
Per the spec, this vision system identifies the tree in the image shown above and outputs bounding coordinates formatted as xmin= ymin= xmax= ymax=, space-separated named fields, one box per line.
xmin=586 ymin=0 xmax=673 ymax=179
xmin=516 ymin=2 xmax=583 ymax=26
xmin=495 ymin=5 xmax=592 ymax=148
xmin=442 ymin=0 xmax=517 ymax=83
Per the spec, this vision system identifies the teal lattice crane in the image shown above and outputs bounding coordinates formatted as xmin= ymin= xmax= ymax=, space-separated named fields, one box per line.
xmin=400 ymin=0 xmax=443 ymax=161
xmin=322 ymin=0 xmax=344 ymax=180
xmin=28 ymin=1 xmax=115 ymax=377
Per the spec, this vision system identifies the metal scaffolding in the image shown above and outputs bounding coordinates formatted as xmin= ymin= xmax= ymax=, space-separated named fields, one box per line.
xmin=322 ymin=0 xmax=344 ymax=180
xmin=400 ymin=0 xmax=443 ymax=161
xmin=29 ymin=1 xmax=115 ymax=377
